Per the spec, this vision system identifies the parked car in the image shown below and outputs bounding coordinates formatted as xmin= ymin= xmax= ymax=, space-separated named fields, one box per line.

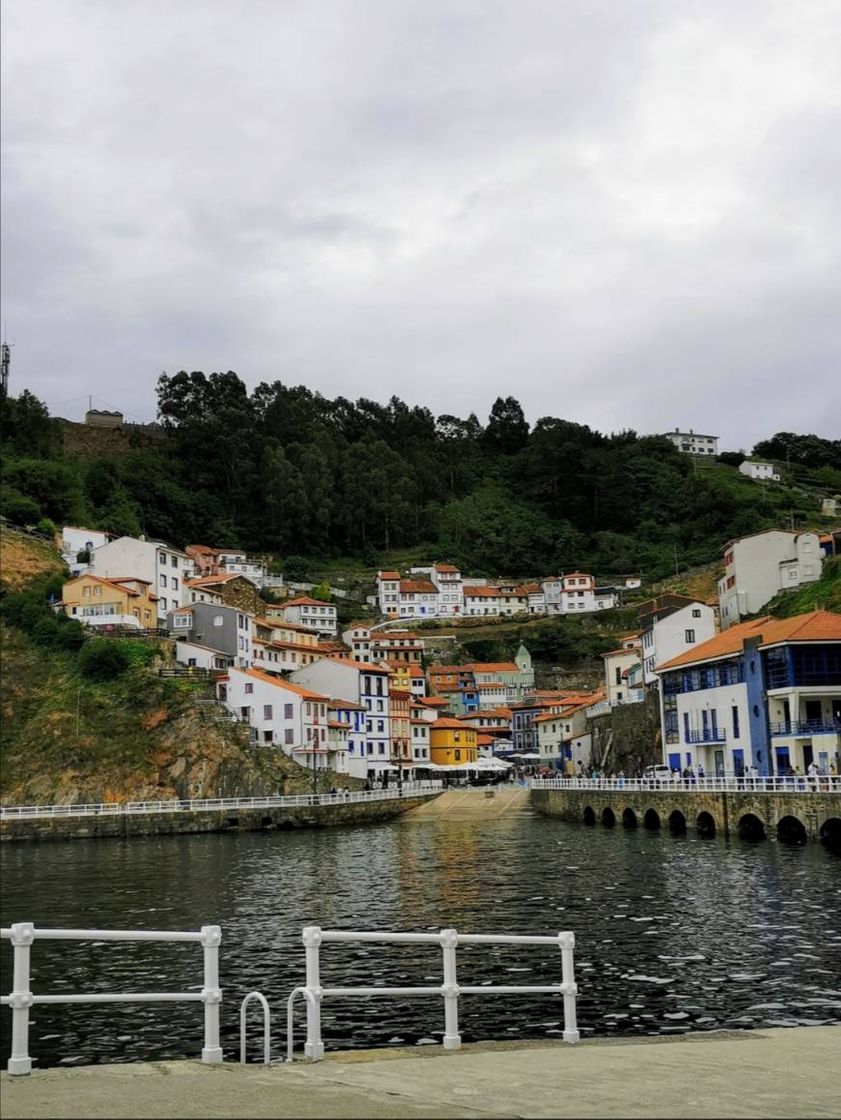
xmin=642 ymin=764 xmax=677 ymax=782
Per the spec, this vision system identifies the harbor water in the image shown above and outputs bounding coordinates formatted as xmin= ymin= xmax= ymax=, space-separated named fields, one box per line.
xmin=1 ymin=812 xmax=840 ymax=1068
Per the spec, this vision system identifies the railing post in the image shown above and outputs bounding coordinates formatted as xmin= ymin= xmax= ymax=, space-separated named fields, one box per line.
xmin=302 ymin=926 xmax=324 ymax=1060
xmin=440 ymin=927 xmax=461 ymax=1050
xmin=558 ymin=931 xmax=579 ymax=1044
xmin=200 ymin=925 xmax=223 ymax=1063
xmin=8 ymin=922 xmax=34 ymax=1075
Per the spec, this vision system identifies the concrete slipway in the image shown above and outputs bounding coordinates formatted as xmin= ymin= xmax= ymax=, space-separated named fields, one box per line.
xmin=2 ymin=1027 xmax=839 ymax=1119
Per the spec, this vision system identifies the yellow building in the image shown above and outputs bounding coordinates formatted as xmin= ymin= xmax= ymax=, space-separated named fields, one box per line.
xmin=429 ymin=717 xmax=478 ymax=766
xmin=61 ymin=575 xmax=158 ymax=629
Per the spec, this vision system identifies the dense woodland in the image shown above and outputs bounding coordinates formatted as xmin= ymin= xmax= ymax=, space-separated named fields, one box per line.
xmin=1 ymin=373 xmax=839 ymax=580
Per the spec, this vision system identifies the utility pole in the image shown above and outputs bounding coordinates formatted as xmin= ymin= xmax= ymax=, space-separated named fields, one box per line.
xmin=76 ymin=687 xmax=82 ymax=739
xmin=673 ymin=544 xmax=679 ymax=577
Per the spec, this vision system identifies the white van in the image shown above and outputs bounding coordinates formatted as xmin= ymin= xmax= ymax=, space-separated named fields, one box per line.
xmin=642 ymin=764 xmax=677 ymax=782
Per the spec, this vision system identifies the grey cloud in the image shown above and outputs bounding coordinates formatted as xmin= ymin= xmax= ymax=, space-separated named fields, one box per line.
xmin=1 ymin=0 xmax=839 ymax=445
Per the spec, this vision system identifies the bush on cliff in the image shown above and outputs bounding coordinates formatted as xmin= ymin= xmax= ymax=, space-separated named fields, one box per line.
xmin=77 ymin=638 xmax=154 ymax=680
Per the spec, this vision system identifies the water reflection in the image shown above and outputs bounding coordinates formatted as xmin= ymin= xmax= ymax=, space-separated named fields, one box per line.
xmin=1 ymin=815 xmax=839 ymax=1067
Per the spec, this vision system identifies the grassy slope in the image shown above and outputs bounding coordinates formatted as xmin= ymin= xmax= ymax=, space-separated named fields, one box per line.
xmin=0 ymin=524 xmax=66 ymax=590
xmin=763 ymin=556 xmax=841 ymax=618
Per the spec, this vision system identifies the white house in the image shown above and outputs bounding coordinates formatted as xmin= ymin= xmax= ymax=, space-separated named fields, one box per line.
xmin=409 ymin=699 xmax=432 ymax=768
xmin=464 ymin=586 xmax=503 ymax=616
xmin=656 ymin=610 xmax=841 ymax=778
xmin=602 ymin=636 xmax=643 ymax=706
xmin=175 ymin=642 xmax=231 ymax=671
xmin=217 ymin=667 xmax=333 ymax=772
xmin=561 ymin=572 xmax=596 ymax=613
xmin=718 ymin=530 xmax=822 ymax=630
xmin=639 ymin=597 xmax=717 ymax=685
xmin=276 ymin=596 xmax=338 ymax=636
xmin=343 ymin=623 xmax=373 ymax=661
xmin=429 ymin=562 xmax=464 ymax=616
xmin=89 ymin=536 xmax=194 ymax=622
xmin=215 ymin=549 xmax=267 ymax=584
xmin=60 ymin=526 xmax=111 ymax=575
xmin=739 ymin=460 xmax=781 ymax=482
xmin=662 ymin=429 xmax=719 ymax=456
xmin=290 ymin=657 xmax=393 ymax=778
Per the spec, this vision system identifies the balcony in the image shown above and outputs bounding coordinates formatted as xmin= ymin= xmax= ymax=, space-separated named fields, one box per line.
xmin=685 ymin=728 xmax=726 ymax=744
xmin=770 ymin=719 xmax=841 ymax=737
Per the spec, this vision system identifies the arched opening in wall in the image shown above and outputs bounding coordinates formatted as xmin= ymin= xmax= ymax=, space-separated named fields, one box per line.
xmin=696 ymin=811 xmax=716 ymax=838
xmin=777 ymin=815 xmax=808 ymax=845
xmin=601 ymin=806 xmax=616 ymax=828
xmin=668 ymin=810 xmax=687 ymax=835
xmin=622 ymin=808 xmax=638 ymax=829
xmin=819 ymin=817 xmax=841 ymax=850
xmin=737 ymin=813 xmax=766 ymax=842
xmin=643 ymin=808 xmax=661 ymax=831
xmin=583 ymin=806 xmax=596 ymax=827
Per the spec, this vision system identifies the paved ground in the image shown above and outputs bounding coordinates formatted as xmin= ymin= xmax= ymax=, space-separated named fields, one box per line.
xmin=407 ymin=787 xmax=532 ymax=820
xmin=2 ymin=1027 xmax=839 ymax=1119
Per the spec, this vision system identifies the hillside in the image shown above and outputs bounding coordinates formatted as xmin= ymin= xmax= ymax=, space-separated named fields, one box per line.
xmin=0 ymin=625 xmax=354 ymax=806
xmin=3 ymin=380 xmax=839 ymax=582
xmin=0 ymin=524 xmax=65 ymax=590
xmin=763 ymin=556 xmax=841 ymax=618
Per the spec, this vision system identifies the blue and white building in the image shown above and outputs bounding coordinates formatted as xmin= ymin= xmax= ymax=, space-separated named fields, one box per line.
xmin=657 ymin=610 xmax=841 ymax=777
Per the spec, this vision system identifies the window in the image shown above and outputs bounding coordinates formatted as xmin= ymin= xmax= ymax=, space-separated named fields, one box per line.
xmin=171 ymin=577 xmax=179 ymax=591
xmin=284 ymin=703 xmax=293 ymax=719
xmin=245 ymin=683 xmax=253 ymax=694
xmin=692 ymin=608 xmax=701 ymax=618
xmin=285 ymin=729 xmax=293 ymax=744
xmin=160 ymin=574 xmax=167 ymax=588
xmin=685 ymin=629 xmax=695 ymax=643
xmin=171 ymin=556 xmax=178 ymax=568
xmin=455 ymin=750 xmax=461 ymax=760
xmin=214 ymin=615 xmax=224 ymax=626
xmin=615 ymin=667 xmax=622 ymax=685
xmin=159 ymin=597 xmax=167 ymax=610
xmin=683 ymin=713 xmax=690 ymax=739
xmin=263 ymin=704 xmax=272 ymax=720
xmin=732 ymin=705 xmax=740 ymax=739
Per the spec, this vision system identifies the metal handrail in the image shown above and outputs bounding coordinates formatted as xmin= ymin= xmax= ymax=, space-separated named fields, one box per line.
xmin=0 ymin=923 xmax=223 ymax=1075
xmin=0 ymin=783 xmax=444 ymax=820
xmin=240 ymin=991 xmax=272 ymax=1065
xmin=288 ymin=925 xmax=578 ymax=1062
xmin=529 ymin=776 xmax=839 ymax=793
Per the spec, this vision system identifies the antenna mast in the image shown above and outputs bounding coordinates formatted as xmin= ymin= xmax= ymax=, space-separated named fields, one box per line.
xmin=1 ymin=323 xmax=10 ymax=397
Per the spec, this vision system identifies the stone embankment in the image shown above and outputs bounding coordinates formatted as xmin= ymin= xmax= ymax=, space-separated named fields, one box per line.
xmin=0 ymin=793 xmax=438 ymax=843
xmin=531 ymin=786 xmax=841 ymax=844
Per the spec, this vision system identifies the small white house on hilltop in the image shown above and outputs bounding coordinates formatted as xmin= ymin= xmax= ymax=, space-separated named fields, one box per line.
xmin=739 ymin=460 xmax=780 ymax=482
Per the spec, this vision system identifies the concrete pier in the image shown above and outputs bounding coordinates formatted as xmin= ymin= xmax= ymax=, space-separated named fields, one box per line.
xmin=1 ymin=1027 xmax=838 ymax=1118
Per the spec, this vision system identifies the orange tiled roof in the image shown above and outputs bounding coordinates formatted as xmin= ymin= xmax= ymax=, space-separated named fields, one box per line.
xmin=232 ymin=667 xmax=329 ymax=699
xmin=434 ymin=563 xmax=460 ymax=573
xmin=657 ymin=611 xmax=841 ymax=671
xmin=466 ymin=662 xmax=521 ymax=674
xmin=378 ymin=571 xmax=401 ymax=580
xmin=465 ymin=586 xmax=501 ymax=598
xmin=399 ymin=580 xmax=438 ymax=594
xmin=432 ymin=718 xmax=476 ymax=730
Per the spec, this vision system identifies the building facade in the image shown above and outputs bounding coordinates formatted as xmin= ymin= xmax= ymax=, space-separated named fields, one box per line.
xmin=718 ymin=531 xmax=823 ymax=630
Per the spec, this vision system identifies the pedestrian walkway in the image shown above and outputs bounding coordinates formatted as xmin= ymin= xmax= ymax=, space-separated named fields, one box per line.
xmin=2 ymin=1027 xmax=838 ymax=1119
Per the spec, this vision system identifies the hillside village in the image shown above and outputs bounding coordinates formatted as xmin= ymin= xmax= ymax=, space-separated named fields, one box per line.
xmin=8 ymin=517 xmax=833 ymax=789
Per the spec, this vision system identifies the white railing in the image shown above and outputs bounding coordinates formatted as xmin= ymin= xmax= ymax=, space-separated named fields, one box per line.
xmin=0 ymin=782 xmax=443 ymax=821
xmin=288 ymin=925 xmax=578 ymax=1061
xmin=0 ymin=923 xmax=222 ymax=1075
xmin=530 ymin=776 xmax=840 ymax=793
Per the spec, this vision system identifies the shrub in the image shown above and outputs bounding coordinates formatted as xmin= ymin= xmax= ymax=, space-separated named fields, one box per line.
xmin=0 ymin=490 xmax=41 ymax=526
xmin=36 ymin=517 xmax=58 ymax=538
xmin=31 ymin=616 xmax=62 ymax=647
xmin=78 ymin=639 xmax=132 ymax=680
xmin=54 ymin=619 xmax=88 ymax=651
xmin=283 ymin=555 xmax=309 ymax=581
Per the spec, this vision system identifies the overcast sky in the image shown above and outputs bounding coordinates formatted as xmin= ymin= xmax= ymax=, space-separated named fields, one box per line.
xmin=2 ymin=0 xmax=840 ymax=449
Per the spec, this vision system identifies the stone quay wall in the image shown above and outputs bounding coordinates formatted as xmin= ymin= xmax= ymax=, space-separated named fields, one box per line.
xmin=531 ymin=787 xmax=841 ymax=843
xmin=0 ymin=793 xmax=436 ymax=844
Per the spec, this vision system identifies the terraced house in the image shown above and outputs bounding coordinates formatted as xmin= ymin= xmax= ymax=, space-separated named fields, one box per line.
xmin=656 ymin=610 xmax=841 ymax=778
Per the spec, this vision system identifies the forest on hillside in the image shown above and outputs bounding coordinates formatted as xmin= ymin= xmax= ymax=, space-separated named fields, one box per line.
xmin=1 ymin=374 xmax=839 ymax=580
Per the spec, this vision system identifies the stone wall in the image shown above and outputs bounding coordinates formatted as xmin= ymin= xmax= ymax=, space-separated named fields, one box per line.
xmin=0 ymin=793 xmax=436 ymax=844
xmin=531 ymin=787 xmax=841 ymax=843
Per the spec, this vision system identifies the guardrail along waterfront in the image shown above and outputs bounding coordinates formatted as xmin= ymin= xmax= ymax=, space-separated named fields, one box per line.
xmin=1 ymin=923 xmax=222 ymax=1075
xmin=1 ymin=921 xmax=578 ymax=1073
xmin=0 ymin=783 xmax=443 ymax=842
xmin=530 ymin=778 xmax=841 ymax=845
xmin=288 ymin=925 xmax=579 ymax=1061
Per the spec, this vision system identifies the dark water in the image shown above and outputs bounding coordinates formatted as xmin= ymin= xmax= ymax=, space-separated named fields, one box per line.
xmin=2 ymin=814 xmax=840 ymax=1068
